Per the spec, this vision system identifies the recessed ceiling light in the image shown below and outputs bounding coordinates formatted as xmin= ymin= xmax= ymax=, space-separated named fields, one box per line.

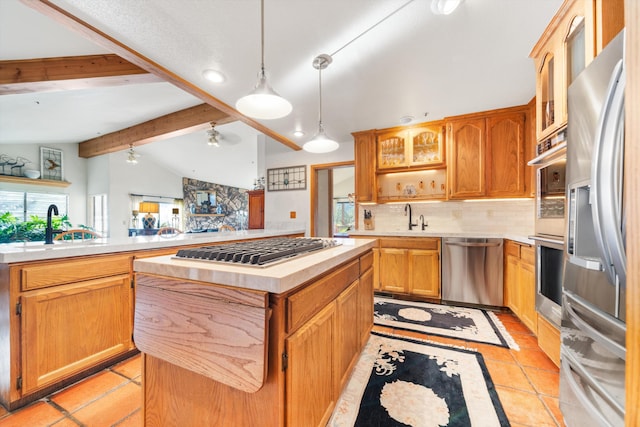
xmin=202 ymin=69 xmax=226 ymax=83
xmin=399 ymin=115 xmax=414 ymax=125
xmin=293 ymin=130 xmax=305 ymax=137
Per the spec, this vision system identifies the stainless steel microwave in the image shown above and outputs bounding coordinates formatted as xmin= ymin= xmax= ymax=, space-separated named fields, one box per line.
xmin=529 ymin=142 xmax=567 ymax=239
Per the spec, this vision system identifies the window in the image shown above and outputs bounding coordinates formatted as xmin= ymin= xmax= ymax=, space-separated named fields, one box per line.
xmin=90 ymin=194 xmax=108 ymax=236
xmin=333 ymin=199 xmax=355 ymax=235
xmin=0 ymin=190 xmax=68 ymax=220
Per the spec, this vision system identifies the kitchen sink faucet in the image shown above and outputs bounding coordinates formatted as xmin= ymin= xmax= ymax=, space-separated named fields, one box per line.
xmin=419 ymin=214 xmax=428 ymax=230
xmin=45 ymin=204 xmax=58 ymax=244
xmin=404 ymin=203 xmax=417 ymax=230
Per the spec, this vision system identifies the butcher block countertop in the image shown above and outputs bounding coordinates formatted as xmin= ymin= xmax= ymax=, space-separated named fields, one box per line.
xmin=133 ymin=237 xmax=377 ymax=294
xmin=0 ymin=229 xmax=305 ymax=264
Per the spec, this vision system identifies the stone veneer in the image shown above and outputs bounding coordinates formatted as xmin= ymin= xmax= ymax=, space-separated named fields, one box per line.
xmin=182 ymin=177 xmax=249 ymax=232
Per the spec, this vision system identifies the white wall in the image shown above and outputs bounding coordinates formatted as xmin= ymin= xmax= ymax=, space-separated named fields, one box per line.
xmin=263 ymin=138 xmax=355 ymax=236
xmin=0 ymin=143 xmax=87 ymax=224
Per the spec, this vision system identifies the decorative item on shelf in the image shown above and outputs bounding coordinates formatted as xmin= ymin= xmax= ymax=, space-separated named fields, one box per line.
xmin=235 ymin=0 xmax=292 ymax=120
xmin=139 ymin=202 xmax=159 ymax=229
xmin=131 ymin=210 xmax=139 ymax=228
xmin=363 ymin=209 xmax=374 ymax=230
xmin=190 ymin=203 xmax=196 ymax=214
xmin=40 ymin=147 xmax=63 ymax=180
xmin=171 ymin=208 xmax=180 ymax=229
xmin=216 ymin=204 xmax=224 ymax=215
xmin=23 ymin=169 xmax=40 ymax=179
xmin=253 ymin=176 xmax=265 ymax=190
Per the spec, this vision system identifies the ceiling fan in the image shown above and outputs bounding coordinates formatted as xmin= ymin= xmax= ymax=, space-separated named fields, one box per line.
xmin=206 ymin=122 xmax=241 ymax=148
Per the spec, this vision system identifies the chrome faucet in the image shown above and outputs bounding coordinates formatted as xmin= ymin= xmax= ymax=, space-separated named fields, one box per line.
xmin=419 ymin=214 xmax=428 ymax=230
xmin=404 ymin=203 xmax=417 ymax=230
xmin=45 ymin=204 xmax=59 ymax=244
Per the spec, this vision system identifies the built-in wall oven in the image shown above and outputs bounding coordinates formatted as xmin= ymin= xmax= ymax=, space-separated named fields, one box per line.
xmin=528 ymin=129 xmax=567 ymax=328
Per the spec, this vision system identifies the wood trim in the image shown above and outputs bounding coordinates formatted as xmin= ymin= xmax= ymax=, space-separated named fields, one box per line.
xmin=78 ymin=103 xmax=233 ymax=158
xmin=20 ymin=0 xmax=301 ymax=153
xmin=0 ymin=54 xmax=160 ymax=95
xmin=0 ymin=175 xmax=70 ymax=187
xmin=529 ymin=0 xmax=580 ymax=57
xmin=625 ymin=1 xmax=639 ymax=425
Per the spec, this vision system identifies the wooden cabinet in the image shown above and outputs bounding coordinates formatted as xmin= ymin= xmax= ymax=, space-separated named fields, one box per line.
xmin=447 ymin=107 xmax=529 ymax=199
xmin=377 ymin=237 xmax=441 ymax=299
xmin=1 ymin=253 xmax=135 ymax=410
xmin=530 ymin=0 xmax=624 ymax=141
xmin=537 ymin=313 xmax=560 ymax=367
xmin=504 ymin=240 xmax=537 ymax=333
xmin=248 ymin=190 xmax=265 ymax=229
xmin=353 ymin=130 xmax=376 ymax=203
xmin=21 ymin=275 xmax=131 ymax=394
xmin=286 ymin=301 xmax=337 ymax=427
xmin=376 ymin=122 xmax=444 ymax=170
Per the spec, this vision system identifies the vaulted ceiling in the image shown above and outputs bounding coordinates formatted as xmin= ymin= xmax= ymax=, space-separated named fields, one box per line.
xmin=0 ymin=0 xmax=562 ymax=164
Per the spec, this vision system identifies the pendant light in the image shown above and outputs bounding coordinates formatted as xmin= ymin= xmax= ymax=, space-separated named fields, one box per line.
xmin=235 ymin=0 xmax=292 ymax=120
xmin=303 ymin=54 xmax=339 ymax=154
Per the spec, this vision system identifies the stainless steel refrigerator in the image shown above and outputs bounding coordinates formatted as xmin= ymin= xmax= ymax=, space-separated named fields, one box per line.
xmin=560 ymin=30 xmax=626 ymax=427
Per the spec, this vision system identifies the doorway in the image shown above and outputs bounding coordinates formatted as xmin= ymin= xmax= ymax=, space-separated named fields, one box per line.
xmin=310 ymin=162 xmax=355 ymax=237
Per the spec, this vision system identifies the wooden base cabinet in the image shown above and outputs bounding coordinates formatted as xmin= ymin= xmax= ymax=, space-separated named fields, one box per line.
xmin=378 ymin=237 xmax=441 ymax=299
xmin=504 ymin=240 xmax=537 ymax=334
xmin=1 ymin=254 xmax=134 ymax=410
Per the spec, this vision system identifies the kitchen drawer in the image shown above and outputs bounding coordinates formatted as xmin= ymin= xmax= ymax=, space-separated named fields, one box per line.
xmin=21 ymin=255 xmax=132 ymax=291
xmin=504 ymin=240 xmax=521 ymax=258
xmin=520 ymin=245 xmax=535 ymax=264
xmin=379 ymin=237 xmax=439 ymax=250
xmin=286 ymin=259 xmax=359 ymax=333
xmin=359 ymin=251 xmax=374 ymax=273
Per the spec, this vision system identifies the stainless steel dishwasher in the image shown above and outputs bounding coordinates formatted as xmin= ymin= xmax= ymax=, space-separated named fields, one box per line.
xmin=442 ymin=237 xmax=504 ymax=307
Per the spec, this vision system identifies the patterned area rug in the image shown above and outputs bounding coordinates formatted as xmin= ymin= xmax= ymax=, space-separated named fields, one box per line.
xmin=374 ymin=296 xmax=519 ymax=350
xmin=328 ymin=332 xmax=510 ymax=427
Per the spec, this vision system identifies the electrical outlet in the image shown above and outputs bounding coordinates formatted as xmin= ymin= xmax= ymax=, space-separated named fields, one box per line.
xmin=290 ymin=211 xmax=296 ymax=219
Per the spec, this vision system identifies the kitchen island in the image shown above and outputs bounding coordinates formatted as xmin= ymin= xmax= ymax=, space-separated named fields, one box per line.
xmin=0 ymin=229 xmax=304 ymax=410
xmin=132 ymin=237 xmax=376 ymax=427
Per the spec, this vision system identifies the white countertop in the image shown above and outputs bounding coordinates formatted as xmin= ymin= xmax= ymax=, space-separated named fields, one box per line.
xmin=134 ymin=237 xmax=377 ymax=294
xmin=348 ymin=230 xmax=534 ymax=245
xmin=0 ymin=229 xmax=305 ymax=264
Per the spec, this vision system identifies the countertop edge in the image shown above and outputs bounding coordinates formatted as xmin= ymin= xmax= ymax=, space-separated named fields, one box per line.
xmin=347 ymin=230 xmax=535 ymax=245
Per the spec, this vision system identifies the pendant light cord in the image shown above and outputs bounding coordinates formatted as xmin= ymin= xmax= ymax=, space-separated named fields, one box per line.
xmin=317 ymin=68 xmax=323 ymax=130
xmin=329 ymin=0 xmax=415 ymax=58
xmin=260 ymin=0 xmax=265 ymax=72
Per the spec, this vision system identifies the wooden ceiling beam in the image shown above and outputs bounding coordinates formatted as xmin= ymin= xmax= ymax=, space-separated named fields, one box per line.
xmin=21 ymin=0 xmax=301 ymax=152
xmin=0 ymin=54 xmax=162 ymax=95
xmin=78 ymin=103 xmax=234 ymax=158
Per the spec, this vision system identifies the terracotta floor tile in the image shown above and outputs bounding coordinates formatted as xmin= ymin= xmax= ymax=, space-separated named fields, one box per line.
xmin=114 ymin=408 xmax=142 ymax=426
xmin=513 ymin=348 xmax=559 ymax=372
xmin=72 ymin=382 xmax=141 ymax=427
xmin=111 ymin=354 xmax=142 ymax=381
xmin=541 ymin=395 xmax=566 ymax=427
xmin=51 ymin=370 xmax=129 ymax=413
xmin=485 ymin=359 xmax=535 ymax=393
xmin=0 ymin=405 xmax=7 ymax=418
xmin=50 ymin=417 xmax=82 ymax=426
xmin=510 ymin=331 xmax=540 ymax=349
xmin=371 ymin=325 xmax=395 ymax=335
xmin=471 ymin=342 xmax=515 ymax=363
xmin=523 ymin=366 xmax=560 ymax=397
xmin=394 ymin=329 xmax=469 ymax=348
xmin=0 ymin=401 xmax=64 ymax=427
xmin=494 ymin=312 xmax=520 ymax=324
xmin=496 ymin=386 xmax=557 ymax=427
xmin=503 ymin=320 xmax=535 ymax=335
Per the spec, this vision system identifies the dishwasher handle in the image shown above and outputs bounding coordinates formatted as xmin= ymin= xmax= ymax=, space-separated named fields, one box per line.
xmin=444 ymin=241 xmax=502 ymax=248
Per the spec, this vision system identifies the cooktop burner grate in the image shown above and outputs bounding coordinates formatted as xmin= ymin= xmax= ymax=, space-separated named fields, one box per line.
xmin=173 ymin=237 xmax=340 ymax=266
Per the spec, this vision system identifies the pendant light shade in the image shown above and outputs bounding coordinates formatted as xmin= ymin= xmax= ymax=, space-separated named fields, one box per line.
xmin=303 ymin=54 xmax=339 ymax=154
xmin=235 ymin=0 xmax=291 ymax=120
xmin=431 ymin=0 xmax=463 ymax=15
xmin=236 ymin=68 xmax=292 ymax=119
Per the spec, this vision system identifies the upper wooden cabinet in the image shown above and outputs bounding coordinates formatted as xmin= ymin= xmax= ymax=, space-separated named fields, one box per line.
xmin=446 ymin=106 xmax=529 ymax=199
xmin=530 ymin=0 xmax=624 ymax=141
xmin=376 ymin=122 xmax=445 ymax=171
xmin=352 ymin=130 xmax=376 ymax=203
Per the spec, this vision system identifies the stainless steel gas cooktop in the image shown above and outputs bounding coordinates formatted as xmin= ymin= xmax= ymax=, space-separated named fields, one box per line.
xmin=173 ymin=237 xmax=341 ymax=267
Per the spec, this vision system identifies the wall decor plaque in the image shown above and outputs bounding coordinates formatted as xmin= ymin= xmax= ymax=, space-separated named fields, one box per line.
xmin=267 ymin=165 xmax=306 ymax=191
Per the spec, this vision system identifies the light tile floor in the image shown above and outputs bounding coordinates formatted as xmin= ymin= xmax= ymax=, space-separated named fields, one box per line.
xmin=0 ymin=311 xmax=564 ymax=427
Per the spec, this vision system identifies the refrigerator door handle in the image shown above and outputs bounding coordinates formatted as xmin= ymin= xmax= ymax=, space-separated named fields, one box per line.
xmin=590 ymin=59 xmax=627 ymax=290
xmin=565 ymin=291 xmax=626 ymax=359
xmin=561 ymin=349 xmax=625 ymax=425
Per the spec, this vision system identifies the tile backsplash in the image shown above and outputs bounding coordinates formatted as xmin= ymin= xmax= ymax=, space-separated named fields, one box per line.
xmin=358 ymin=199 xmax=534 ymax=236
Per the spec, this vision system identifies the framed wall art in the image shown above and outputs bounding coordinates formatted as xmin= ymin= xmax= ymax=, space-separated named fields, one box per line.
xmin=267 ymin=165 xmax=306 ymax=191
xmin=40 ymin=147 xmax=64 ymax=181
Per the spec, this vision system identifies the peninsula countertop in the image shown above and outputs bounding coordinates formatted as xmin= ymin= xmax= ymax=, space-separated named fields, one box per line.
xmin=133 ymin=237 xmax=377 ymax=294
xmin=0 ymin=229 xmax=305 ymax=264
